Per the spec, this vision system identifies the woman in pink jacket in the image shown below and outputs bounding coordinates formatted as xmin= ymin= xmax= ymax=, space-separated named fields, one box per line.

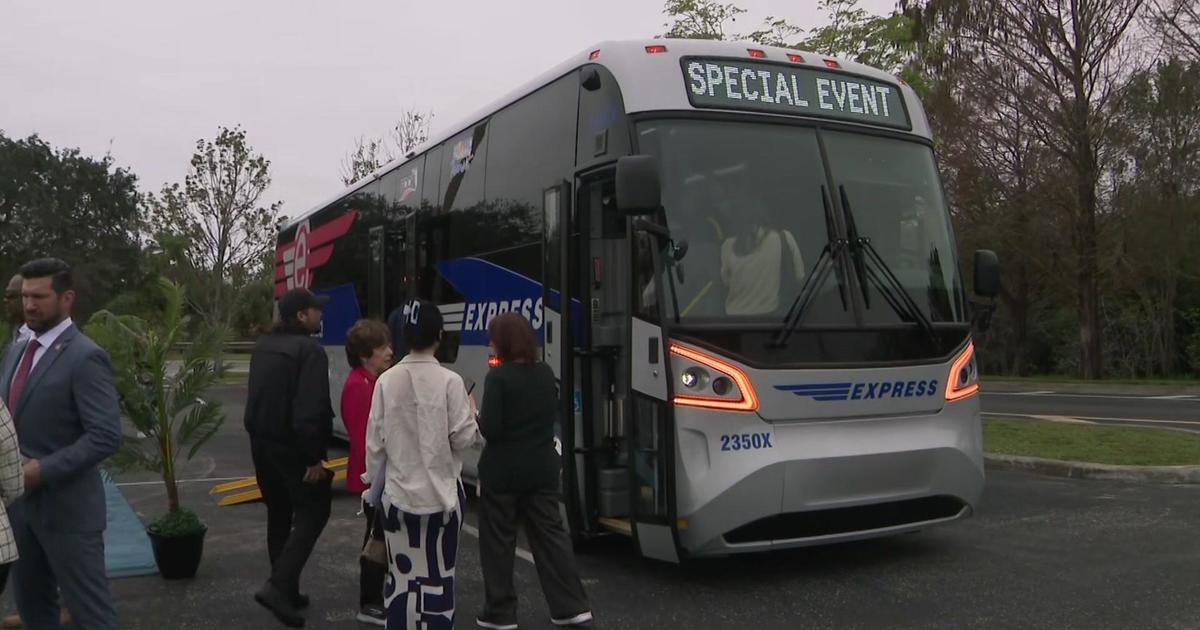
xmin=341 ymin=320 xmax=394 ymax=626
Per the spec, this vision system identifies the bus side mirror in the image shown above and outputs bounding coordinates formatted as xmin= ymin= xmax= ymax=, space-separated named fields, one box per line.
xmin=973 ymin=249 xmax=1000 ymax=298
xmin=616 ymin=155 xmax=661 ymax=216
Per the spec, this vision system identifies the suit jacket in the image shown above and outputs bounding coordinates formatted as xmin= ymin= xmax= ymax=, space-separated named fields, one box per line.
xmin=0 ymin=324 xmax=122 ymax=533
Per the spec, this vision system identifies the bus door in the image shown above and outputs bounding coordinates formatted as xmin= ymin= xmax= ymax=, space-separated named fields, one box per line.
xmin=368 ymin=225 xmax=387 ymax=318
xmin=542 ymin=181 xmax=588 ymax=537
xmin=368 ymin=220 xmax=414 ymax=320
xmin=621 ymin=156 xmax=681 ymax=562
xmin=543 ymin=169 xmax=631 ymax=542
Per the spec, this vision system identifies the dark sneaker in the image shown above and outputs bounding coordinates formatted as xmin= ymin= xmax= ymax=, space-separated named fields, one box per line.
xmin=293 ymin=592 xmax=310 ymax=609
xmin=476 ymin=618 xmax=519 ymax=630
xmin=356 ymin=605 xmax=386 ymax=627
xmin=551 ymin=611 xmax=593 ymax=627
xmin=254 ymin=583 xmax=305 ymax=628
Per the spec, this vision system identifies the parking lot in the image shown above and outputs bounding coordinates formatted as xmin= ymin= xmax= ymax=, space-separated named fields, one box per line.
xmin=45 ymin=385 xmax=1200 ymax=629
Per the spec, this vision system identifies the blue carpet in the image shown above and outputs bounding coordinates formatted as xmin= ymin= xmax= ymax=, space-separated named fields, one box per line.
xmin=101 ymin=471 xmax=159 ymax=578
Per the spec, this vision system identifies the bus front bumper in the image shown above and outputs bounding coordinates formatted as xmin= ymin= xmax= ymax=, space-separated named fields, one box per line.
xmin=673 ymin=400 xmax=984 ymax=558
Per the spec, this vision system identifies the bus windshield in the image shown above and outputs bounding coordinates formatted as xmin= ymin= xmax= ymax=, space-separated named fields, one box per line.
xmin=636 ymin=119 xmax=966 ymax=330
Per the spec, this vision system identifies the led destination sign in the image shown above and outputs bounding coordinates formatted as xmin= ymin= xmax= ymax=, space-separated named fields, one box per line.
xmin=683 ymin=58 xmax=910 ymax=129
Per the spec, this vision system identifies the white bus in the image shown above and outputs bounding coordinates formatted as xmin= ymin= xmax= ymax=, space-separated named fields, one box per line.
xmin=275 ymin=39 xmax=1001 ymax=562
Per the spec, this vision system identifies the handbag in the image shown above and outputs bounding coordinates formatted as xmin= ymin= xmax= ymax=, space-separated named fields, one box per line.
xmin=360 ymin=460 xmax=389 ymax=567
xmin=361 ymin=506 xmax=388 ymax=567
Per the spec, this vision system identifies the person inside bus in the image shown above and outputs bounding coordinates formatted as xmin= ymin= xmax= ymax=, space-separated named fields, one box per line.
xmin=719 ymin=198 xmax=805 ymax=316
xmin=340 ymin=320 xmax=394 ymax=627
xmin=475 ymin=313 xmax=592 ymax=630
xmin=364 ymin=299 xmax=480 ymax=630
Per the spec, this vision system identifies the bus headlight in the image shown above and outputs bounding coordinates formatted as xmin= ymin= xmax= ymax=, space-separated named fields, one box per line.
xmin=681 ymin=367 xmax=709 ymax=390
xmin=945 ymin=341 xmax=980 ymax=402
xmin=669 ymin=344 xmax=759 ymax=412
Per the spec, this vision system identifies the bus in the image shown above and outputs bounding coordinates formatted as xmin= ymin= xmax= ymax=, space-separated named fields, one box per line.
xmin=274 ymin=39 xmax=1001 ymax=562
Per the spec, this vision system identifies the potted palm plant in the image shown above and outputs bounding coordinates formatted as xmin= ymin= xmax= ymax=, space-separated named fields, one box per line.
xmin=88 ymin=278 xmax=227 ymax=580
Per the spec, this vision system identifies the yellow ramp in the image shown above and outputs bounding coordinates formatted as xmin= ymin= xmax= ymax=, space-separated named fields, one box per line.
xmin=212 ymin=458 xmax=349 ymax=506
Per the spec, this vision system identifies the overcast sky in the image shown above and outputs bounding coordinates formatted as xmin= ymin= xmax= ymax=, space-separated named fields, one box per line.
xmin=1 ymin=0 xmax=895 ymax=220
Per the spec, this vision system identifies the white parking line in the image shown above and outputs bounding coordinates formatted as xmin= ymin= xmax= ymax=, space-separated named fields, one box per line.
xmin=462 ymin=523 xmax=536 ymax=565
xmin=987 ymin=392 xmax=1200 ymax=401
xmin=988 ymin=412 xmax=1200 ymax=427
xmin=116 ymin=476 xmax=251 ymax=487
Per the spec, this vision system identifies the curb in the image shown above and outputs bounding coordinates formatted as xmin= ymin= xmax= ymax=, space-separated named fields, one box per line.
xmin=985 ymin=453 xmax=1200 ymax=484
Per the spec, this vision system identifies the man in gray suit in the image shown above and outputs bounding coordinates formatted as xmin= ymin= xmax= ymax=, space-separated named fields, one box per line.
xmin=0 ymin=258 xmax=122 ymax=630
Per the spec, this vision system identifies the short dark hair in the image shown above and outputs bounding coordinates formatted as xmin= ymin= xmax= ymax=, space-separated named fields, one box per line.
xmin=487 ymin=313 xmax=539 ymax=364
xmin=18 ymin=258 xmax=72 ymax=294
xmin=402 ymin=299 xmax=443 ymax=351
xmin=345 ymin=319 xmax=391 ymax=368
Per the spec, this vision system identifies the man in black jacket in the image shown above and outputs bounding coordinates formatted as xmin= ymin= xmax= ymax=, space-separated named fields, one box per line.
xmin=244 ymin=287 xmax=334 ymax=628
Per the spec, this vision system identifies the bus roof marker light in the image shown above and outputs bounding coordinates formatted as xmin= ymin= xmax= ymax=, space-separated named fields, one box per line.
xmin=589 ymin=49 xmax=601 ymax=60
xmin=747 ymin=48 xmax=766 ymax=58
xmin=823 ymin=58 xmax=841 ymax=69
xmin=645 ymin=45 xmax=668 ymax=54
xmin=670 ymin=344 xmax=759 ymax=412
xmin=787 ymin=53 xmax=804 ymax=63
xmin=945 ymin=341 xmax=980 ymax=402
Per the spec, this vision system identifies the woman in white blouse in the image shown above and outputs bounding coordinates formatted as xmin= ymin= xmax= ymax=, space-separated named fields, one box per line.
xmin=365 ymin=299 xmax=481 ymax=630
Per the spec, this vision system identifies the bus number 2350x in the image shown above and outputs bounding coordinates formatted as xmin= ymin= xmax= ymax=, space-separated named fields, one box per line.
xmin=720 ymin=433 xmax=774 ymax=451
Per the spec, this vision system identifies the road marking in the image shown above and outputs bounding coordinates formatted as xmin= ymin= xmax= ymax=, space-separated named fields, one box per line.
xmin=116 ymin=476 xmax=251 ymax=488
xmin=462 ymin=523 xmax=535 ymax=564
xmin=988 ymin=412 xmax=1200 ymax=427
xmin=987 ymin=392 xmax=1200 ymax=402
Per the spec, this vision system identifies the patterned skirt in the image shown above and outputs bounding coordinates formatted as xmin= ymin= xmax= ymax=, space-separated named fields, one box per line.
xmin=381 ymin=485 xmax=465 ymax=630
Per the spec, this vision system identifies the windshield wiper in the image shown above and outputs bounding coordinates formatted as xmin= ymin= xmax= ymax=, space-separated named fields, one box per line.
xmin=838 ymin=185 xmax=938 ymax=349
xmin=772 ymin=186 xmax=848 ymax=348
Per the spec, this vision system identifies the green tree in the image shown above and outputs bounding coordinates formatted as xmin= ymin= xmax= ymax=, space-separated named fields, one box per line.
xmin=149 ymin=126 xmax=281 ymax=341
xmin=0 ymin=133 xmax=145 ymax=318
xmin=659 ymin=0 xmax=746 ymax=39
xmin=1110 ymin=59 xmax=1200 ymax=375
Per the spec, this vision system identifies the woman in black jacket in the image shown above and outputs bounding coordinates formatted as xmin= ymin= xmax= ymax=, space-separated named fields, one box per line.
xmin=475 ymin=313 xmax=592 ymax=630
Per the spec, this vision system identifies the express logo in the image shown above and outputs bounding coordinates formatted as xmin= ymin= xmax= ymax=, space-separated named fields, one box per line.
xmin=776 ymin=380 xmax=940 ymax=402
xmin=436 ymin=257 xmax=581 ymax=346
xmin=274 ymin=210 xmax=357 ymax=298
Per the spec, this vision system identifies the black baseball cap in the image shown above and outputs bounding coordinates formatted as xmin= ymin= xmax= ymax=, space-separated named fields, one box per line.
xmin=278 ymin=287 xmax=330 ymax=321
xmin=402 ymin=299 xmax=444 ymax=351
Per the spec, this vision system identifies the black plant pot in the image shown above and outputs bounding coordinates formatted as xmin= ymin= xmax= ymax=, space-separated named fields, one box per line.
xmin=147 ymin=526 xmax=207 ymax=580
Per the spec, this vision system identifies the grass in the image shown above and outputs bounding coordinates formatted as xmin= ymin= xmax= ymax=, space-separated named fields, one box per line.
xmin=983 ymin=418 xmax=1200 ymax=466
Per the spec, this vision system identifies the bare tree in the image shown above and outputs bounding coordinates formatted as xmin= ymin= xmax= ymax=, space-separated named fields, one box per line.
xmin=340 ymin=109 xmax=433 ymax=186
xmin=391 ymin=110 xmax=433 ymax=158
xmin=340 ymin=136 xmax=389 ymax=187
xmin=912 ymin=0 xmax=1146 ymax=379
xmin=1145 ymin=0 xmax=1200 ymax=62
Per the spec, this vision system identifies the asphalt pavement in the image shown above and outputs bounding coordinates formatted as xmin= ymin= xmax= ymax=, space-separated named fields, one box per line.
xmin=54 ymin=385 xmax=1194 ymax=629
xmin=981 ymin=387 xmax=1200 ymax=431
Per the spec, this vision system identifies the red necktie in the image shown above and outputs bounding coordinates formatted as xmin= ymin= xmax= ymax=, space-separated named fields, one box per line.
xmin=8 ymin=339 xmax=39 ymax=406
